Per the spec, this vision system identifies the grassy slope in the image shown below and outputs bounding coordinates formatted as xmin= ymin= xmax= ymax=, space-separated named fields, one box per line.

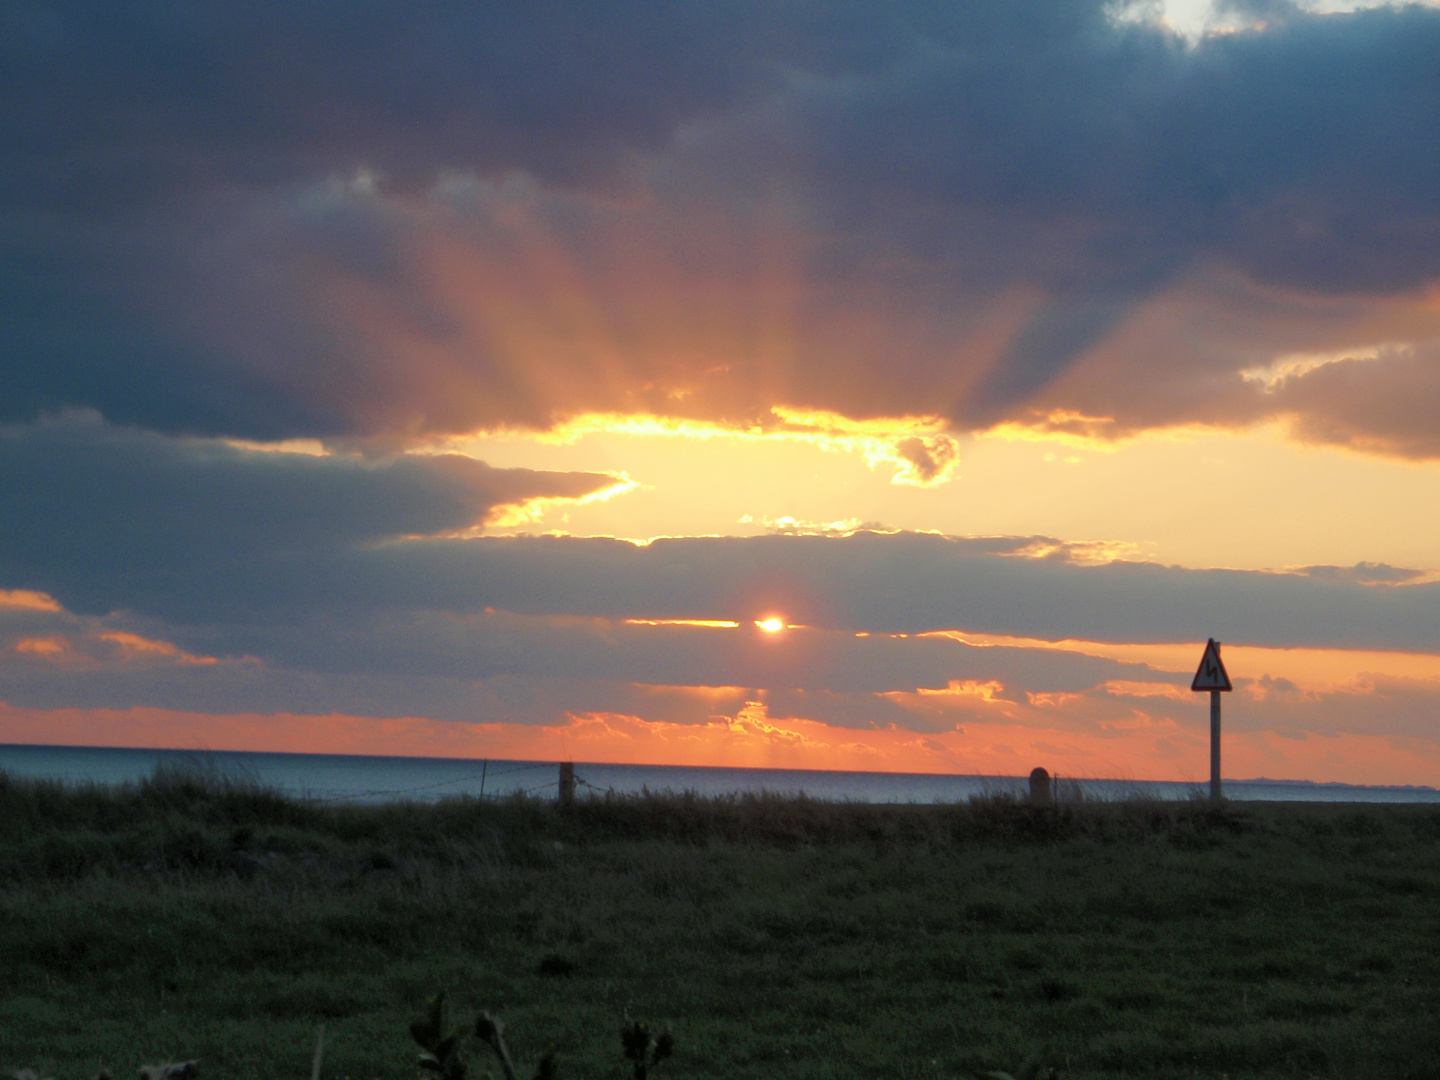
xmin=1 ymin=769 xmax=1439 ymax=1080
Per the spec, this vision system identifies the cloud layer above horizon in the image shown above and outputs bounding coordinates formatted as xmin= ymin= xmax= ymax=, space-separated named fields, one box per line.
xmin=2 ymin=415 xmax=1439 ymax=778
xmin=3 ymin=0 xmax=1440 ymax=783
xmin=2 ymin=0 xmax=1439 ymax=453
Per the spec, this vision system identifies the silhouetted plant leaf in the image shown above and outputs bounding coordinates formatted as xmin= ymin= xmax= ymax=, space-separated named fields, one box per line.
xmin=475 ymin=1010 xmax=517 ymax=1080
xmin=618 ymin=1017 xmax=673 ymax=1080
xmin=412 ymin=993 xmax=449 ymax=1051
xmin=475 ymin=1013 xmax=501 ymax=1046
xmin=620 ymin=1019 xmax=651 ymax=1063
xmin=532 ymin=1048 xmax=559 ymax=1080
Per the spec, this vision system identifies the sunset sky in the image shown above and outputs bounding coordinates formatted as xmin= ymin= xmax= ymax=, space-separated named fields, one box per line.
xmin=3 ymin=0 xmax=1440 ymax=785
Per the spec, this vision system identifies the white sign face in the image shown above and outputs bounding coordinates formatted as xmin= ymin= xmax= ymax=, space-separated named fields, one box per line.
xmin=1191 ymin=638 xmax=1233 ymax=692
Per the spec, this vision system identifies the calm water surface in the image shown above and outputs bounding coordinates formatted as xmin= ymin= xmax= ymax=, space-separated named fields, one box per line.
xmin=2 ymin=743 xmax=1436 ymax=805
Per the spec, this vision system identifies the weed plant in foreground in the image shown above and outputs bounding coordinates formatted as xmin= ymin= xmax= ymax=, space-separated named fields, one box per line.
xmin=1 ymin=767 xmax=1439 ymax=1080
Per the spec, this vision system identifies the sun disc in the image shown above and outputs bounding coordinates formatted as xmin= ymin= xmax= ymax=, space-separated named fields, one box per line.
xmin=756 ymin=617 xmax=785 ymax=633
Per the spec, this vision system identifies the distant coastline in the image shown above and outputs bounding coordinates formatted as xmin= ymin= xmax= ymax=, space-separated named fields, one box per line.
xmin=1233 ymin=776 xmax=1439 ymax=792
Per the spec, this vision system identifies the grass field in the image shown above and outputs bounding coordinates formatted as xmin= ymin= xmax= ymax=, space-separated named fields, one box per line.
xmin=2 ymin=764 xmax=1439 ymax=1080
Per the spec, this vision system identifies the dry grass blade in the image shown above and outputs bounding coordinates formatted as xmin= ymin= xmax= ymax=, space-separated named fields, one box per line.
xmin=137 ymin=1064 xmax=197 ymax=1080
xmin=310 ymin=1024 xmax=325 ymax=1080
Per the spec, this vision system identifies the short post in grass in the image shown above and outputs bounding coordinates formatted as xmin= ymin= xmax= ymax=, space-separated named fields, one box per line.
xmin=1029 ymin=766 xmax=1052 ymax=806
xmin=559 ymin=761 xmax=576 ymax=806
xmin=1190 ymin=638 xmax=1233 ymax=803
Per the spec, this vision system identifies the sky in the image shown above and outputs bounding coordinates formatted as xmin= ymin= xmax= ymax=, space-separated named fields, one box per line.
xmin=3 ymin=0 xmax=1440 ymax=786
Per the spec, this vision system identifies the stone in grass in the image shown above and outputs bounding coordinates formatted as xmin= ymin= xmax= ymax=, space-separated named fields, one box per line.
xmin=1029 ymin=768 xmax=1052 ymax=806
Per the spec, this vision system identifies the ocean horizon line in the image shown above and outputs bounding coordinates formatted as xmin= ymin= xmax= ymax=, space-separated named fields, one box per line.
xmin=1 ymin=742 xmax=1436 ymax=802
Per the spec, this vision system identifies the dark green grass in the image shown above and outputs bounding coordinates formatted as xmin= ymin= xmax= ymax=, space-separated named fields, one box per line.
xmin=2 ymin=766 xmax=1439 ymax=1080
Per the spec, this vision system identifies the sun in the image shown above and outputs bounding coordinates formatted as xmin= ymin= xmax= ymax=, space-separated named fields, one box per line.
xmin=756 ymin=617 xmax=786 ymax=633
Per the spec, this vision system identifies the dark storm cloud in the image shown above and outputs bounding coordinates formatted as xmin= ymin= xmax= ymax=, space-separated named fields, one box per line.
xmin=754 ymin=1 xmax=1440 ymax=424
xmin=0 ymin=597 xmax=1146 ymax=722
xmin=3 ymin=419 xmax=1438 ymax=726
xmin=0 ymin=0 xmax=796 ymax=433
xmin=173 ymin=609 xmax=1139 ymax=695
xmin=12 ymin=595 xmax=1440 ymax=739
xmin=0 ymin=414 xmax=617 ymax=601
xmin=8 ymin=548 xmax=1440 ymax=739
xmin=330 ymin=532 xmax=1440 ymax=653
xmin=1 ymin=422 xmax=1434 ymax=653
xmin=778 ymin=2 xmax=1440 ymax=294
xmin=957 ymin=294 xmax=1143 ymax=426
xmin=3 ymin=0 xmax=1439 ymax=439
xmin=0 ymin=0 xmax=762 ymax=215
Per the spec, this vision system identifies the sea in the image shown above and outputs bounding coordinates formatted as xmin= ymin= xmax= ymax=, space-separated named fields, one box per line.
xmin=1 ymin=743 xmax=1436 ymax=805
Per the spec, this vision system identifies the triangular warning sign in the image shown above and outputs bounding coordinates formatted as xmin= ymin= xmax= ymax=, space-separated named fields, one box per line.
xmin=1191 ymin=638 xmax=1232 ymax=692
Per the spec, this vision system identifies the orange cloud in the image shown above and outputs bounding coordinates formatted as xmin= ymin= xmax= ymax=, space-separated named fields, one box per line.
xmin=8 ymin=630 xmax=227 ymax=669
xmin=4 ymin=693 xmax=1434 ymax=788
xmin=924 ymin=632 xmax=1440 ymax=691
xmin=16 ymin=636 xmax=69 ymax=657
xmin=881 ymin=679 xmax=1016 ymax=722
xmin=447 ymin=406 xmax=964 ymax=490
xmin=623 ymin=619 xmax=742 ymax=629
xmin=981 ymin=408 xmax=1122 ymax=448
xmin=482 ymin=473 xmax=639 ymax=529
xmin=96 ymin=632 xmax=219 ymax=666
xmin=0 ymin=590 xmax=63 ymax=613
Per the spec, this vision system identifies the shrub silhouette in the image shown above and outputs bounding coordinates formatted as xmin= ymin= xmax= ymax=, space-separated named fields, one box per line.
xmin=411 ymin=992 xmax=470 ymax=1080
xmin=619 ymin=1018 xmax=673 ymax=1080
xmin=411 ymin=992 xmax=560 ymax=1080
xmin=12 ymin=997 xmax=664 ymax=1080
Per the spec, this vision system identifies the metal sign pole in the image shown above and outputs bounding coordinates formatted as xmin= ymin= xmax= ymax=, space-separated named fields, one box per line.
xmin=1210 ymin=688 xmax=1221 ymax=803
xmin=1191 ymin=638 xmax=1232 ymax=805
